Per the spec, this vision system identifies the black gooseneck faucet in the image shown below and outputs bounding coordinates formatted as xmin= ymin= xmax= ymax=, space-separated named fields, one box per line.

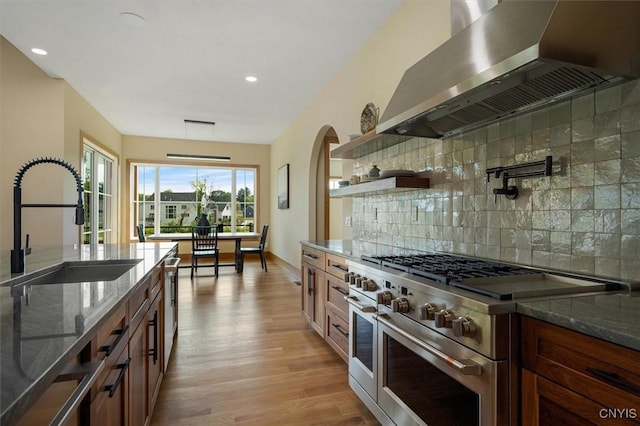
xmin=11 ymin=157 xmax=85 ymax=274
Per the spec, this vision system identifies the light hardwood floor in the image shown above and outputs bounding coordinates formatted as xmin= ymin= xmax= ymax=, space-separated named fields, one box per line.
xmin=151 ymin=259 xmax=380 ymax=426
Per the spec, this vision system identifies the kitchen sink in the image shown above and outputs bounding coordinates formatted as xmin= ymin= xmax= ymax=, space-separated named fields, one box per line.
xmin=16 ymin=259 xmax=143 ymax=286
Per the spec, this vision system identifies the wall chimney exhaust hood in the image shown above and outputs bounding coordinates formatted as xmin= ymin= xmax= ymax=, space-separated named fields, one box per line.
xmin=377 ymin=0 xmax=640 ymax=139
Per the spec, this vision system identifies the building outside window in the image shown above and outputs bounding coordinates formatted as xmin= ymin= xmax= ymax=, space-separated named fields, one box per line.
xmin=131 ymin=163 xmax=257 ymax=236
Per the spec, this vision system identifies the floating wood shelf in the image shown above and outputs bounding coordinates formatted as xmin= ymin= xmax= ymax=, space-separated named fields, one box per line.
xmin=331 ymin=130 xmax=412 ymax=159
xmin=330 ymin=176 xmax=430 ymax=197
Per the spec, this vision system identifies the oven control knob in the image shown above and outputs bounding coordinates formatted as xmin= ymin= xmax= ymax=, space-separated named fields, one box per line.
xmin=355 ymin=276 xmax=365 ymax=288
xmin=434 ymin=310 xmax=453 ymax=328
xmin=344 ymin=272 xmax=354 ymax=283
xmin=362 ymin=279 xmax=378 ymax=291
xmin=419 ymin=303 xmax=442 ymax=321
xmin=452 ymin=317 xmax=476 ymax=338
xmin=391 ymin=298 xmax=411 ymax=313
xmin=377 ymin=291 xmax=393 ymax=305
xmin=349 ymin=274 xmax=361 ymax=285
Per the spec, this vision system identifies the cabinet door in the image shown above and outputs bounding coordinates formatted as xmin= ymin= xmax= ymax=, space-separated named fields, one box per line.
xmin=301 ymin=261 xmax=312 ymax=322
xmin=301 ymin=262 xmax=325 ymax=336
xmin=147 ymin=291 xmax=163 ymax=416
xmin=91 ymin=344 xmax=130 ymax=426
xmin=521 ymin=369 xmax=639 ymax=425
xmin=129 ymin=320 xmax=148 ymax=426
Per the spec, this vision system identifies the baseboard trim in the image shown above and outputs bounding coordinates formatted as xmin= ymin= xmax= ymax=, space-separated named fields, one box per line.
xmin=267 ymin=252 xmax=301 ymax=282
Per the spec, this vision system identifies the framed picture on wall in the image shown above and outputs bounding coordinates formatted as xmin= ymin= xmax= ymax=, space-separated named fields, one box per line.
xmin=278 ymin=163 xmax=289 ymax=209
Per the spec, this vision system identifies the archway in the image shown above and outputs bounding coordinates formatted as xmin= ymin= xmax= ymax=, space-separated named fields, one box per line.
xmin=307 ymin=126 xmax=339 ymax=241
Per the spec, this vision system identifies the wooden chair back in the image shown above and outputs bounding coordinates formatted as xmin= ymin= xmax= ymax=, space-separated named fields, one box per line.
xmin=192 ymin=226 xmax=218 ymax=252
xmin=258 ymin=224 xmax=269 ymax=250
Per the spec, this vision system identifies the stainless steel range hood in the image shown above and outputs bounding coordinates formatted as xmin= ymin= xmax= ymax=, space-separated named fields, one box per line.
xmin=378 ymin=0 xmax=640 ymax=139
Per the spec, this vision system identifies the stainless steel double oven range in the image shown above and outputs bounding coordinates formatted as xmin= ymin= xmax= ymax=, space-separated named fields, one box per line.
xmin=345 ymin=253 xmax=625 ymax=426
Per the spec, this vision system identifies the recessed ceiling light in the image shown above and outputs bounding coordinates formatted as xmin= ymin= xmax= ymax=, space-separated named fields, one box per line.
xmin=245 ymin=76 xmax=258 ymax=83
xmin=31 ymin=48 xmax=47 ymax=55
xmin=119 ymin=12 xmax=146 ymax=27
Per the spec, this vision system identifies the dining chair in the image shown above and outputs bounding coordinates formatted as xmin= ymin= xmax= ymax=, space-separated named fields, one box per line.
xmin=136 ymin=225 xmax=146 ymax=242
xmin=191 ymin=225 xmax=219 ymax=279
xmin=240 ymin=224 xmax=269 ymax=271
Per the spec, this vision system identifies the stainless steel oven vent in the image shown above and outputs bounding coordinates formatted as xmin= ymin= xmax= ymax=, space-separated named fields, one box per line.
xmin=378 ymin=0 xmax=640 ymax=139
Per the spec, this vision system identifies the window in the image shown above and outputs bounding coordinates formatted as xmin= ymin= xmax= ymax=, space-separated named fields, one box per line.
xmin=165 ymin=205 xmax=177 ymax=219
xmin=82 ymin=140 xmax=116 ymax=244
xmin=131 ymin=163 xmax=257 ymax=236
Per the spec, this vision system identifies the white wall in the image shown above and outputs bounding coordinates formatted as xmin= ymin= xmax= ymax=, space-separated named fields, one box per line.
xmin=270 ymin=0 xmax=451 ymax=267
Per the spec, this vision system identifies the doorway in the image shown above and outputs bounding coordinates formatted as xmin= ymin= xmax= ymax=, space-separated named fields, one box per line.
xmin=308 ymin=126 xmax=342 ymax=241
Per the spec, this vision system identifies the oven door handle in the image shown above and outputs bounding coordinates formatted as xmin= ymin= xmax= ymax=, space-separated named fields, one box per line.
xmin=345 ymin=296 xmax=377 ymax=313
xmin=377 ymin=314 xmax=482 ymax=376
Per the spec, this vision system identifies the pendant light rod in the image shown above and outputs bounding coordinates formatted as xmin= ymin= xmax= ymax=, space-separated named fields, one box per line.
xmin=184 ymin=119 xmax=216 ymax=126
xmin=166 ymin=153 xmax=230 ymax=161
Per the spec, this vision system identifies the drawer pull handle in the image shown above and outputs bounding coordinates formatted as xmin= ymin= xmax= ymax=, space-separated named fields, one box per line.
xmin=331 ymin=285 xmax=349 ymax=296
xmin=104 ymin=358 xmax=131 ymax=398
xmin=586 ymin=367 xmax=640 ymax=394
xmin=99 ymin=325 xmax=129 ymax=357
xmin=332 ymin=322 xmax=349 ymax=338
xmin=330 ymin=263 xmax=348 ymax=272
xmin=148 ymin=310 xmax=158 ymax=364
xmin=303 ymin=253 xmax=318 ymax=260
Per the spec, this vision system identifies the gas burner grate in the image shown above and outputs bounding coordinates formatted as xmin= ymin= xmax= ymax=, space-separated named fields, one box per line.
xmin=361 ymin=253 xmax=540 ymax=298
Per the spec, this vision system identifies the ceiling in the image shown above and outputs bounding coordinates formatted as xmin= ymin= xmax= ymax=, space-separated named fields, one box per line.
xmin=0 ymin=0 xmax=402 ymax=144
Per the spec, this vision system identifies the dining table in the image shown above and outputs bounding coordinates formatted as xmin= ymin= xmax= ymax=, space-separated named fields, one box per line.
xmin=148 ymin=231 xmax=261 ymax=272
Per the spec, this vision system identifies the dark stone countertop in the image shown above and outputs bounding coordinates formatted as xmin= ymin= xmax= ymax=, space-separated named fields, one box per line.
xmin=517 ymin=293 xmax=640 ymax=352
xmin=0 ymin=242 xmax=178 ymax=424
xmin=301 ymin=240 xmax=639 ymax=352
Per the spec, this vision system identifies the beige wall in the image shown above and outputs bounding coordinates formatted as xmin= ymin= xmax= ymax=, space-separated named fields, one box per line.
xmin=270 ymin=0 xmax=451 ymax=267
xmin=1 ymin=36 xmax=122 ymax=255
xmin=121 ymin=135 xmax=270 ymax=254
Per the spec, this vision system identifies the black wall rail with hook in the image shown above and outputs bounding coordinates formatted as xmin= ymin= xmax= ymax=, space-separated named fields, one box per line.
xmin=486 ymin=156 xmax=553 ymax=202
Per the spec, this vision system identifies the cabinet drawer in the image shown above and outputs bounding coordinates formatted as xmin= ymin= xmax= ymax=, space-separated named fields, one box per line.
xmin=326 ymin=308 xmax=349 ymax=362
xmin=326 ymin=273 xmax=349 ymax=316
xmin=143 ymin=266 xmax=161 ymax=302
xmin=301 ymin=245 xmax=325 ymax=269
xmin=325 ymin=253 xmax=348 ymax=280
xmin=521 ymin=316 xmax=640 ymax=412
xmin=95 ymin=304 xmax=128 ymax=359
xmin=91 ymin=342 xmax=129 ymax=426
xmin=128 ymin=278 xmax=150 ymax=334
xmin=94 ymin=304 xmax=129 ymax=390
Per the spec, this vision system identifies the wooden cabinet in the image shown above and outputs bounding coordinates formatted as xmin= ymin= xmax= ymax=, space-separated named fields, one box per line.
xmin=129 ymin=315 xmax=148 ymax=426
xmin=128 ymin=265 xmax=163 ymax=426
xmin=301 ymin=245 xmax=325 ymax=336
xmin=90 ymin=303 xmax=129 ymax=426
xmin=521 ymin=316 xmax=640 ymax=425
xmin=147 ymin=287 xmax=163 ymax=416
xmin=300 ymin=244 xmax=350 ymax=362
xmin=90 ymin=340 xmax=129 ymax=426
xmin=324 ymin=253 xmax=349 ymax=361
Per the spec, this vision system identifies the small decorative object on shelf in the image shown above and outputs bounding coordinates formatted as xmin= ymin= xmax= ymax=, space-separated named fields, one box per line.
xmin=360 ymin=102 xmax=379 ymax=134
xmin=486 ymin=156 xmax=553 ymax=202
xmin=369 ymin=165 xmax=381 ymax=178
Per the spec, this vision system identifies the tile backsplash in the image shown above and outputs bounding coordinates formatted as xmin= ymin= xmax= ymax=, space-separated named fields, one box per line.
xmin=351 ymin=80 xmax=640 ymax=280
